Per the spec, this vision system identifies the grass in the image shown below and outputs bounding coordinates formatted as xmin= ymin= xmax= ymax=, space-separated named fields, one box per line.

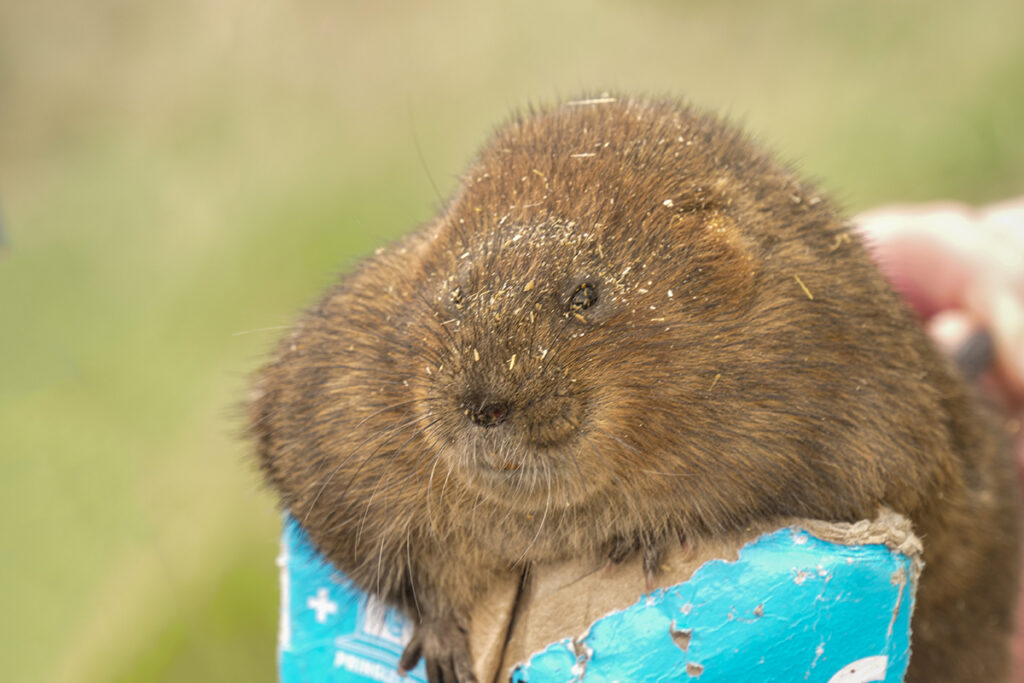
xmin=1 ymin=1 xmax=1022 ymax=681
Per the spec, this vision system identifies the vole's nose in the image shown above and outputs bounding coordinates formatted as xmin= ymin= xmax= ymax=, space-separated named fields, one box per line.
xmin=468 ymin=401 xmax=511 ymax=428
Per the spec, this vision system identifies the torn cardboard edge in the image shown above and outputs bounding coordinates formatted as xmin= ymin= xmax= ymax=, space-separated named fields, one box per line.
xmin=467 ymin=508 xmax=922 ymax=682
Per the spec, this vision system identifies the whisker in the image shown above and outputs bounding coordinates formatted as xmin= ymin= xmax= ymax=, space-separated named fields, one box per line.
xmin=375 ymin=536 xmax=386 ymax=598
xmin=405 ymin=529 xmax=421 ymax=619
xmin=305 ymin=411 xmax=435 ymax=525
xmin=514 ymin=456 xmax=552 ymax=566
xmin=425 ymin=451 xmax=445 ymax=537
xmin=334 ymin=415 xmax=447 ymax=540
xmin=299 ymin=398 xmax=426 ymax=496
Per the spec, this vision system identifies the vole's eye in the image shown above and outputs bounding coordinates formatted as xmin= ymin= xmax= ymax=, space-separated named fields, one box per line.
xmin=450 ymin=285 xmax=465 ymax=310
xmin=568 ymin=283 xmax=598 ymax=312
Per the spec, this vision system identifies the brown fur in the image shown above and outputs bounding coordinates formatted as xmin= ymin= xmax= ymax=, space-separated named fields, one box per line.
xmin=250 ymin=96 xmax=1019 ymax=682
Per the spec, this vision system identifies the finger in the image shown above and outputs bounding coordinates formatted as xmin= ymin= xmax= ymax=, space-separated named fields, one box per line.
xmin=926 ymin=310 xmax=994 ymax=382
xmin=452 ymin=642 xmax=478 ymax=683
xmin=856 ymin=204 xmax=1024 ymax=397
xmin=436 ymin=655 xmax=456 ymax=683
xmin=606 ymin=533 xmax=637 ymax=564
xmin=855 ymin=203 xmax=987 ymax=316
xmin=856 ymin=203 xmax=1024 ymax=315
xmin=952 ymin=331 xmax=995 ymax=383
xmin=398 ymin=635 xmax=423 ymax=675
xmin=966 ymin=285 xmax=1024 ymax=397
xmin=427 ymin=658 xmax=442 ymax=683
xmin=927 ymin=309 xmax=976 ymax=355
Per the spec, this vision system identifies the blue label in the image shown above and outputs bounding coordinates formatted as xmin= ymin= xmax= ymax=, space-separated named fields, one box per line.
xmin=277 ymin=518 xmax=427 ymax=683
xmin=278 ymin=518 xmax=914 ymax=682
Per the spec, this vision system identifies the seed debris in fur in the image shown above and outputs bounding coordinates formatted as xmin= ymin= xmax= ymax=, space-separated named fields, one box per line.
xmin=566 ymin=96 xmax=617 ymax=106
xmin=829 ymin=233 xmax=852 ymax=252
xmin=793 ymin=274 xmax=814 ymax=300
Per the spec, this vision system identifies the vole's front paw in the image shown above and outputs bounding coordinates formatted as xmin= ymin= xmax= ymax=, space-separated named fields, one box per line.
xmin=398 ymin=614 xmax=476 ymax=683
xmin=606 ymin=532 xmax=676 ymax=588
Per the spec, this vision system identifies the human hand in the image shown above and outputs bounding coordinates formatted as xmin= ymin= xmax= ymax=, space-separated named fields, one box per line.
xmin=855 ymin=198 xmax=1024 ymax=457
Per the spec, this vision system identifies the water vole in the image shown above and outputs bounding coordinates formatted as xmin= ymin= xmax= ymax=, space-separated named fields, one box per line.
xmin=251 ymin=96 xmax=1019 ymax=682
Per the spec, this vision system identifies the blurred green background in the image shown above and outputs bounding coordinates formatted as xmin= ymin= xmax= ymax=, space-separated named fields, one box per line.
xmin=1 ymin=1 xmax=1022 ymax=681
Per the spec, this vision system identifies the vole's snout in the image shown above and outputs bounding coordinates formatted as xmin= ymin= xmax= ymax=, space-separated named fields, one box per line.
xmin=465 ymin=399 xmax=512 ymax=428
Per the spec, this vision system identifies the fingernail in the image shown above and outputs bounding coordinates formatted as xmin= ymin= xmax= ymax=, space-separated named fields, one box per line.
xmin=926 ymin=310 xmax=976 ymax=357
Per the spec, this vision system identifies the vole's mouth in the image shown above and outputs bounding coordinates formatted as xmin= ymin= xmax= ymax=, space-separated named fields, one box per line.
xmin=458 ymin=431 xmax=586 ymax=484
xmin=446 ymin=386 xmax=591 ymax=488
xmin=472 ymin=455 xmax=545 ymax=487
xmin=471 ymin=445 xmax=538 ymax=476
xmin=446 ymin=418 xmax=602 ymax=508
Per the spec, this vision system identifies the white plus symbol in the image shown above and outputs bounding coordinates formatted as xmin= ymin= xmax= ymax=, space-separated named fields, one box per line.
xmin=307 ymin=587 xmax=338 ymax=624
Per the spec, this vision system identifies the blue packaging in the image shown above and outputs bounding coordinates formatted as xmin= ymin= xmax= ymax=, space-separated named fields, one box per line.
xmin=277 ymin=515 xmax=919 ymax=682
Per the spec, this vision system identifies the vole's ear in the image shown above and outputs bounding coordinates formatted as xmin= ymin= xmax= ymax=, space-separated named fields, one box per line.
xmin=664 ymin=208 xmax=759 ymax=313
